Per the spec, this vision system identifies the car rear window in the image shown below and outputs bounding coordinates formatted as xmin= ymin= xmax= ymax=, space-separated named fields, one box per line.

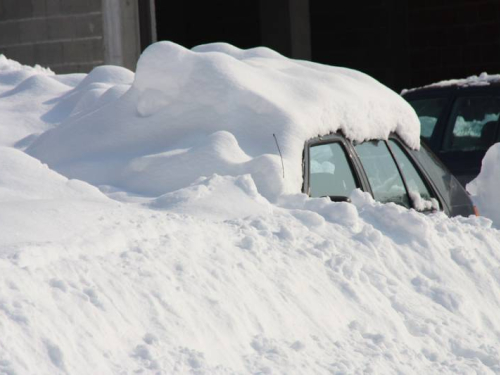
xmin=407 ymin=98 xmax=448 ymax=140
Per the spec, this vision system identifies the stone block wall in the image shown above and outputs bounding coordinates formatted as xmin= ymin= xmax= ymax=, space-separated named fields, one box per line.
xmin=0 ymin=0 xmax=140 ymax=74
xmin=0 ymin=0 xmax=104 ymax=73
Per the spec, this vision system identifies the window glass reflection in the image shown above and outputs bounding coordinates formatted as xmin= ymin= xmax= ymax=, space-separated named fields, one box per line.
xmin=444 ymin=96 xmax=500 ymax=151
xmin=408 ymin=98 xmax=448 ymax=140
xmin=355 ymin=141 xmax=410 ymax=208
xmin=309 ymin=142 xmax=357 ymax=198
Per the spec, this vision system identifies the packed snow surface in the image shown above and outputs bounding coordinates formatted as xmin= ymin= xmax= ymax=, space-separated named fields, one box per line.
xmin=402 ymin=72 xmax=500 ymax=94
xmin=1 ymin=46 xmax=500 ymax=374
xmin=26 ymin=42 xmax=420 ymax=200
xmin=467 ymin=143 xmax=500 ymax=228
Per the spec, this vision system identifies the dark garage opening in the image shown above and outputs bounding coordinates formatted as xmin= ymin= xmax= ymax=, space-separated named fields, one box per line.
xmin=154 ymin=0 xmax=261 ymax=50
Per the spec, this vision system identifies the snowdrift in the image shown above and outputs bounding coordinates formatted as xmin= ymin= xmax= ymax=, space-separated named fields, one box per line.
xmin=2 ymin=156 xmax=500 ymax=374
xmin=468 ymin=143 xmax=500 ymax=228
xmin=1 ymin=45 xmax=500 ymax=374
xmin=26 ymin=42 xmax=420 ymax=200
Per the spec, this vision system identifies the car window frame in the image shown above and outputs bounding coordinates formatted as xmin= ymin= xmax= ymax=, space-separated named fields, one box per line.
xmin=387 ymin=137 xmax=442 ymax=212
xmin=353 ymin=138 xmax=413 ymax=208
xmin=303 ymin=134 xmax=367 ymax=199
xmin=405 ymin=140 xmax=452 ymax=216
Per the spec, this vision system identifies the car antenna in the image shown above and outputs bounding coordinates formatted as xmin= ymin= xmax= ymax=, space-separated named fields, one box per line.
xmin=273 ymin=133 xmax=285 ymax=179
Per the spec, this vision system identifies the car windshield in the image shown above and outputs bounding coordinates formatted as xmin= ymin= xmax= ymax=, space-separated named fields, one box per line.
xmin=407 ymin=97 xmax=448 ymax=141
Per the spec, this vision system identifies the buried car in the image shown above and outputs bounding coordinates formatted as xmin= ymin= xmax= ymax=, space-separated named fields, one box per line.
xmin=402 ymin=73 xmax=500 ymax=186
xmin=23 ymin=42 xmax=477 ymax=219
xmin=302 ymin=132 xmax=476 ymax=217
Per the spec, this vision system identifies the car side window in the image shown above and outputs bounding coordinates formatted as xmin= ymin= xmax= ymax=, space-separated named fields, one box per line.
xmin=389 ymin=139 xmax=434 ymax=204
xmin=309 ymin=142 xmax=358 ymax=198
xmin=355 ymin=141 xmax=410 ymax=208
xmin=408 ymin=98 xmax=448 ymax=141
xmin=443 ymin=96 xmax=500 ymax=151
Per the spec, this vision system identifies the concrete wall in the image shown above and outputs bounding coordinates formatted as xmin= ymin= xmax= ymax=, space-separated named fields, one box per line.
xmin=0 ymin=0 xmax=140 ymax=73
xmin=102 ymin=0 xmax=141 ymax=71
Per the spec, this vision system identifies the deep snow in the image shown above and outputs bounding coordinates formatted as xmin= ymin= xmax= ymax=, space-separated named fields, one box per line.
xmin=1 ymin=45 xmax=500 ymax=374
xmin=467 ymin=143 xmax=500 ymax=228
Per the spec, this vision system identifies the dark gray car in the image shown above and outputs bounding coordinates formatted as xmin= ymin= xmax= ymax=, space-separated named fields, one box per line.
xmin=302 ymin=132 xmax=476 ymax=217
xmin=402 ymin=82 xmax=500 ymax=186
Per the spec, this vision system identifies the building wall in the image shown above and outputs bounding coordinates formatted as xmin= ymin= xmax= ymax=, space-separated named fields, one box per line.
xmin=1 ymin=0 xmax=498 ymax=88
xmin=0 ymin=0 xmax=104 ymax=73
xmin=0 ymin=0 xmax=140 ymax=73
xmin=102 ymin=0 xmax=141 ymax=71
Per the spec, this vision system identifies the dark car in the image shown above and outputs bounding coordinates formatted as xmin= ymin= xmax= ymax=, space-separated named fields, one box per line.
xmin=302 ymin=132 xmax=476 ymax=218
xmin=401 ymin=78 xmax=500 ymax=186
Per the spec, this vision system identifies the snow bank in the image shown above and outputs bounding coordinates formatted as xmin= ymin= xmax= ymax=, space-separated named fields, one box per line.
xmin=0 ymin=147 xmax=113 ymax=248
xmin=0 ymin=54 xmax=53 ymax=79
xmin=2 ymin=169 xmax=500 ymax=374
xmin=150 ymin=174 xmax=272 ymax=220
xmin=0 ymin=147 xmax=105 ymax=202
xmin=0 ymin=55 xmax=72 ymax=147
xmin=0 ymin=54 xmax=132 ymax=149
xmin=27 ymin=41 xmax=420 ymax=200
xmin=467 ymin=143 xmax=500 ymax=228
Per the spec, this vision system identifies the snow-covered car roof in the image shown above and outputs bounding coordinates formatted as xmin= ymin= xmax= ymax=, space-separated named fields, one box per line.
xmin=26 ymin=42 xmax=420 ymax=201
xmin=402 ymin=72 xmax=500 ymax=95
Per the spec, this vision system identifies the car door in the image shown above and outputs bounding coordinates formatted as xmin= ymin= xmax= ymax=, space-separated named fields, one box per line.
xmin=303 ymin=134 xmax=444 ymax=214
xmin=304 ymin=135 xmax=363 ymax=201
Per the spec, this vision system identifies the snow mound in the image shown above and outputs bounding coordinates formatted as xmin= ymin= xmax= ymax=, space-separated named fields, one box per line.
xmin=0 ymin=56 xmax=71 ymax=147
xmin=0 ymin=60 xmax=134 ymax=148
xmin=150 ymin=174 xmax=272 ymax=220
xmin=27 ymin=41 xmax=420 ymax=200
xmin=41 ymin=66 xmax=133 ymax=124
xmin=0 ymin=147 xmax=106 ymax=202
xmin=76 ymin=65 xmax=134 ymax=87
xmin=402 ymin=72 xmax=500 ymax=94
xmin=467 ymin=143 xmax=500 ymax=227
xmin=0 ymin=54 xmax=53 ymax=88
